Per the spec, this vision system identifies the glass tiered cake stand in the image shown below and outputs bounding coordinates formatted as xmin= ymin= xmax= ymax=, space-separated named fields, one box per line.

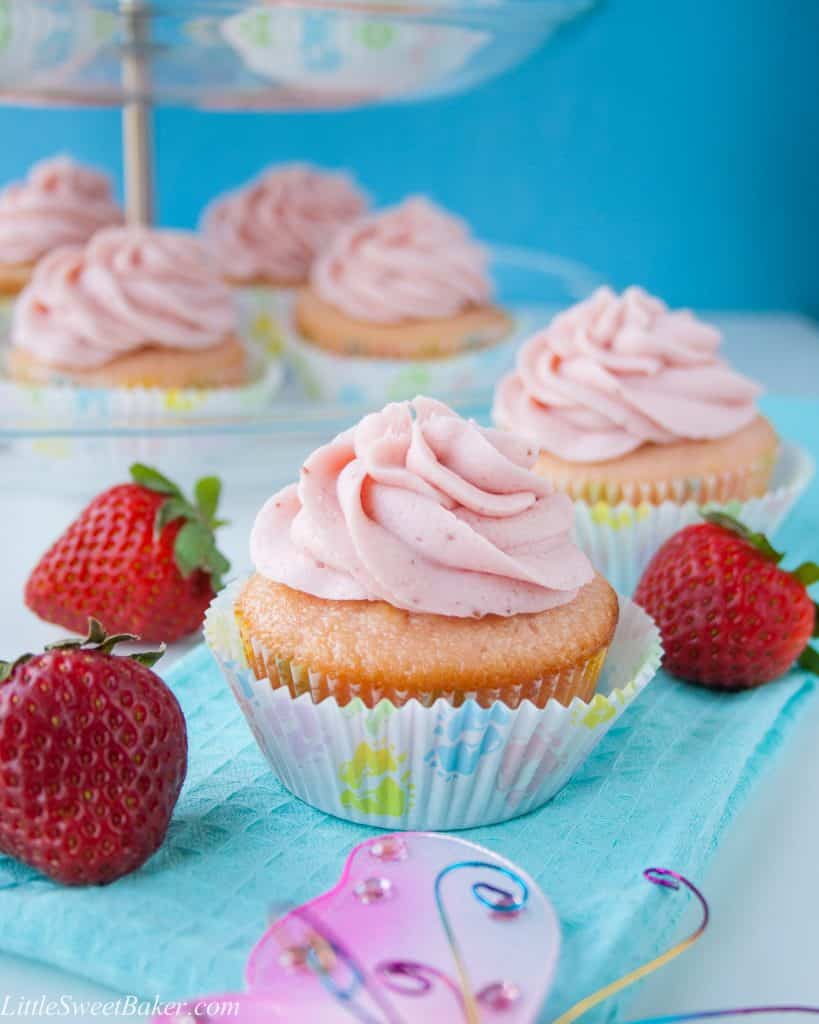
xmin=0 ymin=0 xmax=600 ymax=496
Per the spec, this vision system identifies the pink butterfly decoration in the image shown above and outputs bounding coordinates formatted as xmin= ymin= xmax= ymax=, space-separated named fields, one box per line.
xmin=156 ymin=832 xmax=561 ymax=1023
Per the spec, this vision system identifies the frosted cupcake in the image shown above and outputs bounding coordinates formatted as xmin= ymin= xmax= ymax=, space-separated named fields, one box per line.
xmin=6 ymin=225 xmax=252 ymax=389
xmin=201 ymin=163 xmax=367 ymax=357
xmin=494 ymin=286 xmax=778 ymax=505
xmin=201 ymin=163 xmax=367 ymax=289
xmin=237 ymin=396 xmax=617 ymax=709
xmin=205 ymin=396 xmax=663 ymax=830
xmin=493 ymin=286 xmax=811 ymax=593
xmin=289 ymin=198 xmax=514 ymax=402
xmin=0 ymin=156 xmax=121 ymax=299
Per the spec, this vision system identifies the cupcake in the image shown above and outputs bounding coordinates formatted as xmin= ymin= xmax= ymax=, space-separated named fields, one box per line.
xmin=0 ymin=156 xmax=121 ymax=299
xmin=201 ymin=163 xmax=367 ymax=356
xmin=239 ymin=395 xmax=616 ymax=708
xmin=493 ymin=286 xmax=811 ymax=593
xmin=288 ymin=198 xmax=515 ymax=402
xmin=201 ymin=163 xmax=367 ymax=289
xmin=6 ymin=225 xmax=251 ymax=389
xmin=205 ymin=396 xmax=662 ymax=829
xmin=493 ymin=286 xmax=777 ymax=505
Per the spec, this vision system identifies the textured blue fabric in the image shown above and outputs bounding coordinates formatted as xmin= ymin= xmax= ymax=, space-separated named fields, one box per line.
xmin=0 ymin=396 xmax=816 ymax=1021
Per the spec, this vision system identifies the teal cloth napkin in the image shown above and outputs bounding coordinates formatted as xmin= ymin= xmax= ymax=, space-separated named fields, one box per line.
xmin=0 ymin=395 xmax=817 ymax=1022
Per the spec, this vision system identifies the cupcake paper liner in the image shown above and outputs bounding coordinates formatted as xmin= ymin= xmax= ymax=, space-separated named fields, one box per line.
xmin=241 ymin=628 xmax=609 ymax=710
xmin=0 ymin=357 xmax=284 ymax=466
xmin=234 ymin=285 xmax=294 ymax=365
xmin=282 ymin=313 xmax=536 ymax=405
xmin=0 ymin=352 xmax=283 ymax=424
xmin=570 ymin=441 xmax=814 ymax=596
xmin=0 ymin=297 xmax=15 ymax=340
xmin=205 ymin=582 xmax=662 ymax=830
xmin=544 ymin=449 xmax=778 ymax=506
xmin=221 ymin=6 xmax=487 ymax=98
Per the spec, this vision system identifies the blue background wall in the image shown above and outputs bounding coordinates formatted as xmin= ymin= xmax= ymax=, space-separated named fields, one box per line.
xmin=1 ymin=0 xmax=817 ymax=312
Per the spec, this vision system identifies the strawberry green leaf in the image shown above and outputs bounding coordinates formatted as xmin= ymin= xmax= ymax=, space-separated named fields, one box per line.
xmin=194 ymin=476 xmax=222 ymax=526
xmin=173 ymin=520 xmax=214 ymax=579
xmin=88 ymin=618 xmax=107 ymax=644
xmin=813 ymin=602 xmax=819 ymax=638
xmin=155 ymin=497 xmax=196 ymax=536
xmin=792 ymin=561 xmax=819 ymax=587
xmin=703 ymin=512 xmax=784 ymax=563
xmin=46 ymin=617 xmax=115 ymax=651
xmin=98 ymin=632 xmax=143 ymax=655
xmin=135 ymin=467 xmax=230 ymax=588
xmin=201 ymin=543 xmax=231 ymax=591
xmin=797 ymin=644 xmax=819 ymax=676
xmin=5 ymin=622 xmax=163 ymax=669
xmin=0 ymin=654 xmax=33 ymax=683
xmin=130 ymin=463 xmax=183 ymax=498
xmin=130 ymin=645 xmax=166 ymax=668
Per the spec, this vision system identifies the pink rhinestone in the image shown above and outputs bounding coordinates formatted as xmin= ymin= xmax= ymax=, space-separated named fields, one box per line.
xmin=354 ymin=876 xmax=393 ymax=903
xmin=369 ymin=837 xmax=408 ymax=862
xmin=478 ymin=981 xmax=522 ymax=1011
xmin=279 ymin=945 xmax=309 ymax=969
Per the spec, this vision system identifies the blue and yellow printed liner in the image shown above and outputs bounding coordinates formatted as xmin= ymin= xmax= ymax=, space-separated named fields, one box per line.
xmin=569 ymin=442 xmax=813 ymax=596
xmin=204 ymin=582 xmax=662 ymax=831
xmin=280 ymin=313 xmax=538 ymax=406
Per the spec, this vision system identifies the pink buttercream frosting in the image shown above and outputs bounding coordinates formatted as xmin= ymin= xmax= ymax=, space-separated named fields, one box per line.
xmin=0 ymin=156 xmax=122 ymax=266
xmin=310 ymin=197 xmax=493 ymax=323
xmin=250 ymin=396 xmax=594 ymax=618
xmin=201 ymin=163 xmax=367 ymax=284
xmin=12 ymin=226 xmax=237 ymax=370
xmin=493 ymin=286 xmax=761 ymax=463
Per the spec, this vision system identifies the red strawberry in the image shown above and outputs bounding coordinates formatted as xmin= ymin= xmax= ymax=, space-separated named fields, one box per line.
xmin=25 ymin=464 xmax=230 ymax=643
xmin=0 ymin=620 xmax=187 ymax=885
xmin=634 ymin=512 xmax=819 ymax=689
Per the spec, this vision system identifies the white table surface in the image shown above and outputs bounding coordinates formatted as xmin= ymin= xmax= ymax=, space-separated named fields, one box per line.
xmin=1 ymin=313 xmax=818 ymax=1021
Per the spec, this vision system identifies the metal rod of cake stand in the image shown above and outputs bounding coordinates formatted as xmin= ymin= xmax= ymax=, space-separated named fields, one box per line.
xmin=120 ymin=0 xmax=154 ymax=225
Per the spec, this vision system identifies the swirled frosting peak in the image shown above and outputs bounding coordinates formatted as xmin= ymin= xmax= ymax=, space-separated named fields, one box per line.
xmin=493 ymin=286 xmax=761 ymax=462
xmin=201 ymin=163 xmax=367 ymax=284
xmin=0 ymin=156 xmax=122 ymax=265
xmin=12 ymin=226 xmax=237 ymax=370
xmin=311 ymin=197 xmax=493 ymax=323
xmin=251 ymin=396 xmax=594 ymax=617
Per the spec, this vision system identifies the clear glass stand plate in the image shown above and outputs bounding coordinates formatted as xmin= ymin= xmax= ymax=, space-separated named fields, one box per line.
xmin=0 ymin=0 xmax=597 ymax=110
xmin=0 ymin=244 xmax=599 ymax=497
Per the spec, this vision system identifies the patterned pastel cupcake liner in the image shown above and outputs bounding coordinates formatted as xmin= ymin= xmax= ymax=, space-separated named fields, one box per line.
xmin=570 ymin=441 xmax=813 ymax=597
xmin=239 ymin=627 xmax=609 ymax=710
xmin=0 ymin=355 xmax=284 ymax=466
xmin=281 ymin=313 xmax=537 ymax=406
xmin=204 ymin=582 xmax=662 ymax=830
xmin=0 ymin=358 xmax=284 ymax=423
xmin=233 ymin=285 xmax=295 ymax=365
xmin=0 ymin=296 xmax=14 ymax=338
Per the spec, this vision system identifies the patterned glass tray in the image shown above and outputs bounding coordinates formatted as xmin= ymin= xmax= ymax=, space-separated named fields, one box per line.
xmin=0 ymin=245 xmax=598 ymax=496
xmin=0 ymin=0 xmax=596 ymax=110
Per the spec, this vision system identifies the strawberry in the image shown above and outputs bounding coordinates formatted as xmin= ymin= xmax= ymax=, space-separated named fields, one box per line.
xmin=25 ymin=464 xmax=230 ymax=643
xmin=634 ymin=512 xmax=819 ymax=690
xmin=0 ymin=620 xmax=186 ymax=885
